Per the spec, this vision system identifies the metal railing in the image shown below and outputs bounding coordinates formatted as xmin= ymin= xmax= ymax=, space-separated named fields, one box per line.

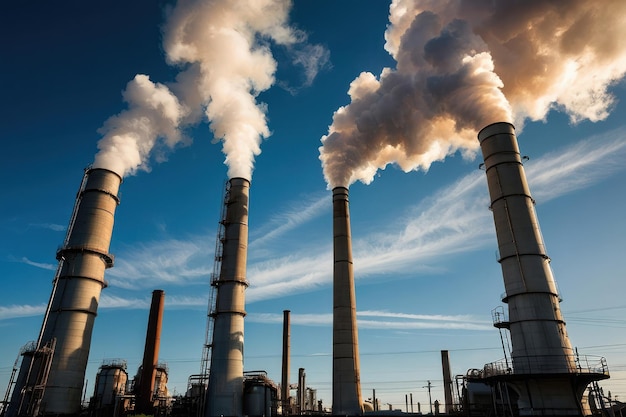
xmin=477 ymin=354 xmax=609 ymax=378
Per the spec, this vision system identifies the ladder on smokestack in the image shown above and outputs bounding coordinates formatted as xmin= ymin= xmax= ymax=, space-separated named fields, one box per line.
xmin=198 ymin=181 xmax=229 ymax=413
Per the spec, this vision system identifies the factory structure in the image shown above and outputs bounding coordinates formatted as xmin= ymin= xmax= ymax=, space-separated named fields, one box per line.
xmin=1 ymin=123 xmax=622 ymax=417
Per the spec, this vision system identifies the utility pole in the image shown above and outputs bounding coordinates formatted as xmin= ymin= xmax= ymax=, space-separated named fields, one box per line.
xmin=423 ymin=380 xmax=433 ymax=414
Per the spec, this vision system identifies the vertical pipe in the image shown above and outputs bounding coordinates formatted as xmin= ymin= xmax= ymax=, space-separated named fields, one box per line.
xmin=478 ymin=123 xmax=575 ymax=374
xmin=136 ymin=290 xmax=165 ymax=414
xmin=298 ymin=368 xmax=305 ymax=413
xmin=206 ymin=178 xmax=250 ymax=417
xmin=332 ymin=187 xmax=363 ymax=416
xmin=441 ymin=350 xmax=453 ymax=414
xmin=281 ymin=310 xmax=291 ymax=415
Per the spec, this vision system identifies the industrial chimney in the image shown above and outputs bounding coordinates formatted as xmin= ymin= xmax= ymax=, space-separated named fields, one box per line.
xmin=441 ymin=350 xmax=453 ymax=414
xmin=7 ymin=167 xmax=121 ymax=417
xmin=478 ymin=122 xmax=608 ymax=415
xmin=205 ymin=178 xmax=250 ymax=417
xmin=332 ymin=186 xmax=363 ymax=416
xmin=281 ymin=309 xmax=290 ymax=415
xmin=135 ymin=289 xmax=165 ymax=414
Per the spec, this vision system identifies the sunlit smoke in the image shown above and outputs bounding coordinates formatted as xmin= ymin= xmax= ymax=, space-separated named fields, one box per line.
xmin=94 ymin=0 xmax=326 ymax=180
xmin=320 ymin=0 xmax=626 ymax=188
xmin=164 ymin=0 xmax=300 ymax=180
xmin=94 ymin=75 xmax=189 ymax=177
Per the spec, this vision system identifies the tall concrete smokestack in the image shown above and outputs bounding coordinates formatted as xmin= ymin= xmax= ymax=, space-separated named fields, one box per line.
xmin=205 ymin=178 xmax=250 ymax=417
xmin=478 ymin=122 xmax=608 ymax=415
xmin=281 ymin=309 xmax=290 ymax=415
xmin=8 ymin=168 xmax=121 ymax=417
xmin=136 ymin=289 xmax=165 ymax=414
xmin=332 ymin=187 xmax=363 ymax=416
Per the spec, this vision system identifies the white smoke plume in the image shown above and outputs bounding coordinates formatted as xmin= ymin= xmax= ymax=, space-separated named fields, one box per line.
xmin=320 ymin=0 xmax=626 ymax=188
xmin=94 ymin=0 xmax=324 ymax=180
xmin=93 ymin=74 xmax=189 ymax=177
xmin=162 ymin=0 xmax=303 ymax=180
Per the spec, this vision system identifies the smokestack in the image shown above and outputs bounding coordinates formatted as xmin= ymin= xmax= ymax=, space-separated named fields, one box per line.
xmin=205 ymin=177 xmax=250 ymax=417
xmin=8 ymin=168 xmax=121 ymax=417
xmin=478 ymin=122 xmax=607 ymax=415
xmin=332 ymin=187 xmax=363 ymax=415
xmin=281 ymin=309 xmax=290 ymax=415
xmin=479 ymin=123 xmax=575 ymax=370
xmin=136 ymin=289 xmax=165 ymax=414
xmin=297 ymin=368 xmax=306 ymax=414
xmin=440 ymin=350 xmax=453 ymax=414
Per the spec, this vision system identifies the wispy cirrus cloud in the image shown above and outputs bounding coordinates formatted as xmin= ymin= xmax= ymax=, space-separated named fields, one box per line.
xmin=28 ymin=223 xmax=66 ymax=232
xmin=10 ymin=129 xmax=619 ymax=311
xmin=249 ymin=192 xmax=329 ymax=253
xmin=526 ymin=128 xmax=626 ymax=202
xmin=0 ymin=304 xmax=46 ymax=320
xmin=12 ymin=256 xmax=57 ymax=271
xmin=247 ymin=310 xmax=492 ymax=331
xmin=106 ymin=238 xmax=212 ymax=289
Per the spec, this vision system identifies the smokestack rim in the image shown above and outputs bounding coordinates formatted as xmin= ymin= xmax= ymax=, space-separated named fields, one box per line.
xmin=85 ymin=166 xmax=123 ymax=184
xmin=477 ymin=122 xmax=516 ymax=143
xmin=332 ymin=186 xmax=349 ymax=199
xmin=228 ymin=177 xmax=251 ymax=187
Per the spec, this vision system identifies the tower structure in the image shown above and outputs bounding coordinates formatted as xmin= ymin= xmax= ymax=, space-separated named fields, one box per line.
xmin=477 ymin=122 xmax=608 ymax=415
xmin=205 ymin=178 xmax=250 ymax=417
xmin=332 ymin=186 xmax=363 ymax=415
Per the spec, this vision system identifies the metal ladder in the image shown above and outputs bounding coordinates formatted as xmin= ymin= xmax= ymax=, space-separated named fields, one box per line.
xmin=197 ymin=181 xmax=229 ymax=416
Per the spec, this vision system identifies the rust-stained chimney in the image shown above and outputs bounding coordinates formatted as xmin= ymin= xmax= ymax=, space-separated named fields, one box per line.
xmin=136 ymin=289 xmax=165 ymax=414
xmin=8 ymin=168 xmax=121 ymax=417
xmin=205 ymin=178 xmax=250 ymax=417
xmin=281 ymin=309 xmax=291 ymax=415
xmin=478 ymin=122 xmax=608 ymax=415
xmin=332 ymin=186 xmax=363 ymax=415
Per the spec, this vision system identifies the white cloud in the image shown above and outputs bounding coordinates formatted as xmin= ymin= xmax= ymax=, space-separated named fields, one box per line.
xmin=247 ymin=310 xmax=492 ymax=331
xmin=106 ymin=237 xmax=212 ymax=289
xmin=16 ymin=257 xmax=57 ymax=271
xmin=28 ymin=223 xmax=66 ymax=232
xmin=0 ymin=304 xmax=46 ymax=320
xmin=21 ymin=129 xmax=620 ymax=311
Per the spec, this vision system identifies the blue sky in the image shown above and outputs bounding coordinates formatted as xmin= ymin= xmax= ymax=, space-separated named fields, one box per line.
xmin=2 ymin=0 xmax=626 ymax=410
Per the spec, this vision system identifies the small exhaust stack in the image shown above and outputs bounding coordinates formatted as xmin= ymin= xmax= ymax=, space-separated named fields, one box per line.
xmin=332 ymin=187 xmax=363 ymax=415
xmin=281 ymin=309 xmax=290 ymax=415
xmin=205 ymin=178 xmax=250 ymax=417
xmin=8 ymin=168 xmax=121 ymax=417
xmin=441 ymin=350 xmax=453 ymax=414
xmin=136 ymin=289 xmax=165 ymax=414
xmin=478 ymin=122 xmax=608 ymax=415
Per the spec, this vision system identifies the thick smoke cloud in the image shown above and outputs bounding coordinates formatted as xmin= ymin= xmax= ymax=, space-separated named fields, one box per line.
xmin=320 ymin=0 xmax=626 ymax=188
xmin=93 ymin=75 xmax=188 ymax=177
xmin=95 ymin=0 xmax=324 ymax=179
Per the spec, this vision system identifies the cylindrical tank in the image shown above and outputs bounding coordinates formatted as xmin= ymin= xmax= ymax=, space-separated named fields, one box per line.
xmin=243 ymin=379 xmax=277 ymax=417
xmin=93 ymin=361 xmax=128 ymax=408
xmin=332 ymin=186 xmax=363 ymax=416
xmin=206 ymin=178 xmax=250 ymax=417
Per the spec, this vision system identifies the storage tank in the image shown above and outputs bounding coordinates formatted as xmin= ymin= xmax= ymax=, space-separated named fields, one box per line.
xmin=242 ymin=372 xmax=277 ymax=417
xmin=92 ymin=360 xmax=128 ymax=408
